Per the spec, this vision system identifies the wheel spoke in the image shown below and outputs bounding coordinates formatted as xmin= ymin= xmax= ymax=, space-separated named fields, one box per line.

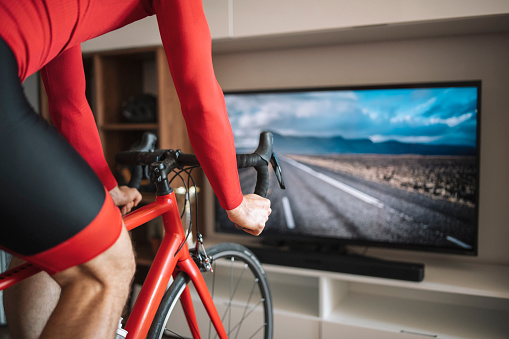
xmin=229 ymin=298 xmax=265 ymax=338
xmin=221 ymin=259 xmax=247 ymax=322
xmin=233 ymin=278 xmax=260 ymax=339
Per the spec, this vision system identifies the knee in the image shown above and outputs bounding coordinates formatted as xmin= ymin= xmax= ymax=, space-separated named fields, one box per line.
xmin=101 ymin=243 xmax=136 ymax=293
xmin=54 ymin=227 xmax=136 ymax=296
xmin=93 ymin=227 xmax=136 ymax=292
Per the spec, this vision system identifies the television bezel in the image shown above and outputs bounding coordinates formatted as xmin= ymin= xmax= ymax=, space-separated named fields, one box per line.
xmin=208 ymin=80 xmax=482 ymax=257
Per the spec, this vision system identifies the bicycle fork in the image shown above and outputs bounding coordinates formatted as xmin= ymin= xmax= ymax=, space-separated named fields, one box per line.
xmin=178 ymin=256 xmax=229 ymax=339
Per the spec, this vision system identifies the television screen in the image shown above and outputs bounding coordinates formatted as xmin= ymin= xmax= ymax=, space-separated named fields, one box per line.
xmin=215 ymin=81 xmax=480 ymax=255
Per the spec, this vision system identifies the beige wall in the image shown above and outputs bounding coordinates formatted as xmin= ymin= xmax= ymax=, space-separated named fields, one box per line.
xmin=211 ymin=32 xmax=509 ymax=265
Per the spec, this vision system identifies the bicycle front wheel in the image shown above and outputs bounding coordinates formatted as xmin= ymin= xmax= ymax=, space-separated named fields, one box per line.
xmin=147 ymin=243 xmax=273 ymax=339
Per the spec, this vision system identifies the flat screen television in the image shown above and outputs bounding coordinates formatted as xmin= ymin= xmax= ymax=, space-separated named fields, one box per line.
xmin=213 ymin=81 xmax=481 ymax=278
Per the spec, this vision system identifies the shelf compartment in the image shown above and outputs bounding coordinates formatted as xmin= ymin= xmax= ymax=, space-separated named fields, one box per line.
xmin=323 ymin=280 xmax=509 ymax=339
xmin=266 ymin=270 xmax=320 ymax=318
xmin=94 ymin=52 xmax=158 ymax=126
xmin=101 ymin=123 xmax=159 ymax=131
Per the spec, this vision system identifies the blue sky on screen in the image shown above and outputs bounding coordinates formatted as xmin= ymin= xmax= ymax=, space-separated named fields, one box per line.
xmin=225 ymin=87 xmax=478 ymax=149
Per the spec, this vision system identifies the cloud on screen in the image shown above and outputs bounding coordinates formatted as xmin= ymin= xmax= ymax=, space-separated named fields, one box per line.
xmin=225 ymin=87 xmax=478 ymax=149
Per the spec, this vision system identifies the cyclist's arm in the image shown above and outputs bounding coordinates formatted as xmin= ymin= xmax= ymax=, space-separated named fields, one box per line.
xmin=40 ymin=45 xmax=117 ymax=191
xmin=153 ymin=0 xmax=243 ymax=211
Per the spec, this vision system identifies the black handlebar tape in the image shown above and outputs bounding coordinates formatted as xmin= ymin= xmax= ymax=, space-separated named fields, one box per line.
xmin=236 ymin=153 xmax=269 ymax=197
xmin=236 ymin=153 xmax=264 ymax=168
xmin=176 ymin=153 xmax=200 ymax=167
xmin=254 ymin=165 xmax=269 ymax=197
xmin=128 ymin=166 xmax=143 ymax=189
xmin=115 ymin=151 xmax=142 ymax=166
xmin=115 ymin=150 xmax=164 ymax=166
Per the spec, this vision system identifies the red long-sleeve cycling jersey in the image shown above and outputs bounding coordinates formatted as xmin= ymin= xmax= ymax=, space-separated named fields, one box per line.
xmin=0 ymin=0 xmax=243 ymax=210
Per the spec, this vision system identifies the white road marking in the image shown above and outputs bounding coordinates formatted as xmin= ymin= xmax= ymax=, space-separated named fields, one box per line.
xmin=281 ymin=196 xmax=296 ymax=229
xmin=284 ymin=157 xmax=384 ymax=209
xmin=446 ymin=235 xmax=472 ymax=249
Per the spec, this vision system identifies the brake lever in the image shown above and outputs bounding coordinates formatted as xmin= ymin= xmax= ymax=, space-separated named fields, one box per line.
xmin=270 ymin=153 xmax=286 ymax=189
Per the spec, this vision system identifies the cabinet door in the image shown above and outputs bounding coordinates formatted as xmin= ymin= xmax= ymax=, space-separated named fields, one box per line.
xmin=274 ymin=313 xmax=320 ymax=339
xmin=322 ymin=322 xmax=424 ymax=339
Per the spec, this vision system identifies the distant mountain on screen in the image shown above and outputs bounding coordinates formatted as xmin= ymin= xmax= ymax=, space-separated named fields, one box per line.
xmin=271 ymin=132 xmax=476 ymax=156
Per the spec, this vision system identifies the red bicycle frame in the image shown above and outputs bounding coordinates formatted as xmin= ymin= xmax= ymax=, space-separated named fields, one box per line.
xmin=123 ymin=191 xmax=227 ymax=339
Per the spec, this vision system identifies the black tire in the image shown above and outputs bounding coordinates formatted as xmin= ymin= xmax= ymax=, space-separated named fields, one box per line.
xmin=147 ymin=243 xmax=273 ymax=339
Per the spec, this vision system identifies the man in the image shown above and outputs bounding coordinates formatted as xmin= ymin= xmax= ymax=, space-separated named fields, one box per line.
xmin=0 ymin=0 xmax=271 ymax=338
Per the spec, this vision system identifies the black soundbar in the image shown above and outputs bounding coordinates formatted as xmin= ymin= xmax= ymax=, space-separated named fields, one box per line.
xmin=249 ymin=247 xmax=425 ymax=282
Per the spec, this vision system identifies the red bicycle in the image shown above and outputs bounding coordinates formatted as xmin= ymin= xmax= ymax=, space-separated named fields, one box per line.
xmin=0 ymin=131 xmax=285 ymax=339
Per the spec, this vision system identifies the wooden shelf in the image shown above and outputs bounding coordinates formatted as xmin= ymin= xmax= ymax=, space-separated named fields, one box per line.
xmin=101 ymin=123 xmax=158 ymax=131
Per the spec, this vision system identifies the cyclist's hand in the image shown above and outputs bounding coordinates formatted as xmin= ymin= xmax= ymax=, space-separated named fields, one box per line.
xmin=109 ymin=185 xmax=142 ymax=215
xmin=226 ymin=194 xmax=271 ymax=236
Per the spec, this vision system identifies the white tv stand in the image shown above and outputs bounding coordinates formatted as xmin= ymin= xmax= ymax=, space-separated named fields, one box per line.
xmin=263 ymin=258 xmax=509 ymax=338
